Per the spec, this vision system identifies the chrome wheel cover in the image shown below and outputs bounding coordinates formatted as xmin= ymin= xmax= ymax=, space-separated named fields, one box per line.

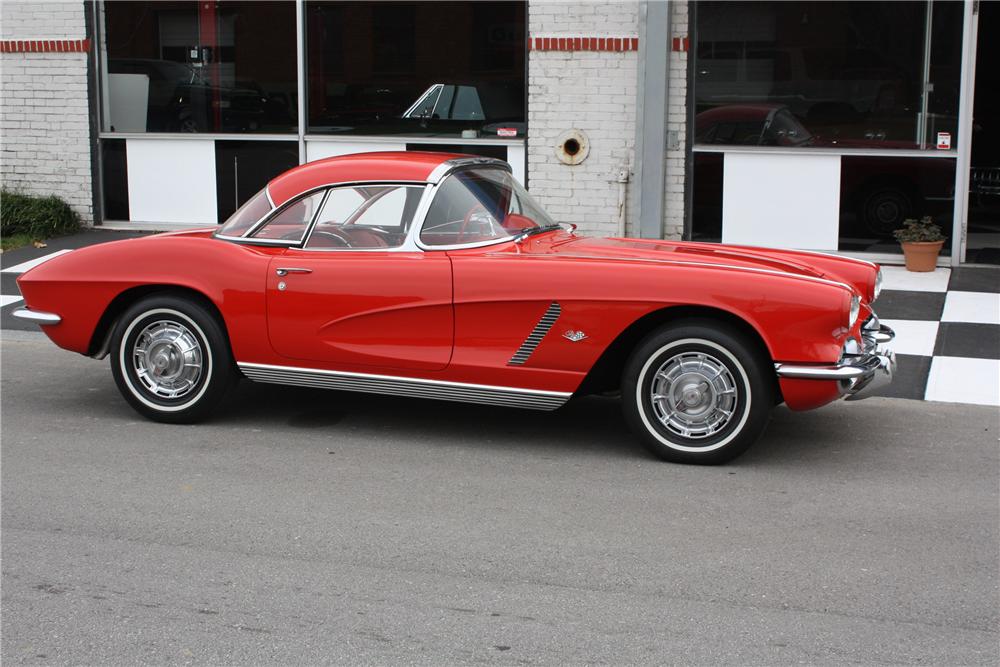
xmin=131 ymin=319 xmax=204 ymax=400
xmin=649 ymin=351 xmax=738 ymax=440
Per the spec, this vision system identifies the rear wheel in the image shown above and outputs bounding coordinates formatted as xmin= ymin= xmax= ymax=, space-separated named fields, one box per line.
xmin=622 ymin=320 xmax=774 ymax=464
xmin=110 ymin=295 xmax=234 ymax=423
xmin=859 ymin=186 xmax=913 ymax=237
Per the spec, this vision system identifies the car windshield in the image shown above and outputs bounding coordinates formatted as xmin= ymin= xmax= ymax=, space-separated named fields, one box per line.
xmin=419 ymin=167 xmax=557 ymax=246
xmin=216 ymin=189 xmax=273 ymax=237
xmin=762 ymin=108 xmax=813 ymax=146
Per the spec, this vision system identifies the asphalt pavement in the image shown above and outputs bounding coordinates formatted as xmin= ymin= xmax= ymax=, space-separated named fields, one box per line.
xmin=2 ymin=332 xmax=998 ymax=665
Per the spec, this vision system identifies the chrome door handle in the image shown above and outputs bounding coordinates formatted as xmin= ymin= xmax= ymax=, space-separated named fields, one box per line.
xmin=275 ymin=267 xmax=312 ymax=276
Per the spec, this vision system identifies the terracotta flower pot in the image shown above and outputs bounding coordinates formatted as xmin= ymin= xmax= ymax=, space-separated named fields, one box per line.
xmin=900 ymin=240 xmax=944 ymax=272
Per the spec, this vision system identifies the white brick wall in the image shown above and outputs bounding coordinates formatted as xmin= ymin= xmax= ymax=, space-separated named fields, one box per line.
xmin=528 ymin=1 xmax=639 ymax=238
xmin=1 ymin=1 xmax=94 ymax=225
xmin=664 ymin=0 xmax=689 ymax=240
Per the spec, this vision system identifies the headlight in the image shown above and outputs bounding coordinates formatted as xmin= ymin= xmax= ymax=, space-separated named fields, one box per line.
xmin=874 ymin=268 xmax=883 ymax=300
xmin=849 ymin=295 xmax=861 ymax=328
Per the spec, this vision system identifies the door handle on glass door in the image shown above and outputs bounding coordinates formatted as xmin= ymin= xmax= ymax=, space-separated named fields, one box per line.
xmin=275 ymin=267 xmax=312 ymax=276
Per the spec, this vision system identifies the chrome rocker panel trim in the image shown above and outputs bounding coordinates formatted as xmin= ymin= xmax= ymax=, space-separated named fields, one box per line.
xmin=237 ymin=362 xmax=571 ymax=411
xmin=774 ymin=321 xmax=896 ymax=401
xmin=11 ymin=307 xmax=61 ymax=325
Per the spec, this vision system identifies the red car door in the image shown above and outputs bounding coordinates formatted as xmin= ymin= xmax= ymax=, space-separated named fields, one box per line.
xmin=262 ymin=183 xmax=453 ymax=371
xmin=265 ymin=250 xmax=453 ymax=371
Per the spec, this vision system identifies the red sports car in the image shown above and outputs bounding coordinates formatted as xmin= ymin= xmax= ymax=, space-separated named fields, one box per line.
xmin=14 ymin=152 xmax=894 ymax=464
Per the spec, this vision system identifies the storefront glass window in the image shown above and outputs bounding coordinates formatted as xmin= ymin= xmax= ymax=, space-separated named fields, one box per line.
xmin=306 ymin=1 xmax=526 ymax=138
xmin=694 ymin=1 xmax=963 ymax=150
xmin=689 ymin=152 xmax=956 ymax=252
xmin=101 ymin=1 xmax=297 ymax=133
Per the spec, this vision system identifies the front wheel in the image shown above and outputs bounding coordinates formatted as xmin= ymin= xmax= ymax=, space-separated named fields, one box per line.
xmin=622 ymin=321 xmax=774 ymax=464
xmin=110 ymin=295 xmax=235 ymax=423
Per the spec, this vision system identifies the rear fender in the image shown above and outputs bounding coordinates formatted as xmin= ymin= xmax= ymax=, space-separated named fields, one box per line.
xmin=15 ymin=235 xmax=278 ymax=359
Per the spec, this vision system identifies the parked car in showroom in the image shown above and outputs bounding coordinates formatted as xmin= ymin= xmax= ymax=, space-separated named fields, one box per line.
xmin=107 ymin=58 xmax=288 ymax=133
xmin=15 ymin=153 xmax=894 ymax=464
xmin=694 ymin=104 xmax=955 ymax=236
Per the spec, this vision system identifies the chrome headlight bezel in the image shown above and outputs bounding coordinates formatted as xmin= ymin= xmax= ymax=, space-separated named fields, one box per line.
xmin=848 ymin=294 xmax=861 ymax=328
xmin=873 ymin=268 xmax=883 ymax=300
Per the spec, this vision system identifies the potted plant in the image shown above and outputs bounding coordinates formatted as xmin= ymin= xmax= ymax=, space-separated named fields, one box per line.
xmin=893 ymin=216 xmax=945 ymax=272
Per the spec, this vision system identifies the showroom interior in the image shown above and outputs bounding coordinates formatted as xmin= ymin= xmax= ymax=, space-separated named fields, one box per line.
xmin=90 ymin=0 xmax=995 ymax=266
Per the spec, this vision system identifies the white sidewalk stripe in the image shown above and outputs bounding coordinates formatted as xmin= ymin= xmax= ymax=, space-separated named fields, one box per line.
xmin=941 ymin=291 xmax=1000 ymax=325
xmin=1 ymin=249 xmax=73 ymax=274
xmin=1 ymin=295 xmax=24 ymax=308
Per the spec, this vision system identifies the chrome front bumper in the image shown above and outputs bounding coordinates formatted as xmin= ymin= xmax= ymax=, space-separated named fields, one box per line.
xmin=11 ymin=307 xmax=61 ymax=325
xmin=774 ymin=316 xmax=896 ymax=401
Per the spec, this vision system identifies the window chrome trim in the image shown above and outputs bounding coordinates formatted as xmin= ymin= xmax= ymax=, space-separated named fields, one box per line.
xmin=402 ymin=83 xmax=444 ymax=118
xmin=220 ymin=180 xmax=427 ymax=249
xmin=237 ymin=361 xmax=571 ymax=411
xmin=221 ymin=161 xmax=516 ymax=253
xmin=243 ymin=187 xmax=326 ymax=242
xmin=416 ymin=160 xmax=528 ymax=251
xmin=212 ymin=235 xmax=300 ymax=247
xmin=426 ymin=157 xmax=511 ymax=184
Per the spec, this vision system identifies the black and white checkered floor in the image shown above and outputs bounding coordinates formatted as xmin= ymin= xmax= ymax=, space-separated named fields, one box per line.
xmin=2 ymin=234 xmax=998 ymax=406
xmin=871 ymin=265 xmax=999 ymax=406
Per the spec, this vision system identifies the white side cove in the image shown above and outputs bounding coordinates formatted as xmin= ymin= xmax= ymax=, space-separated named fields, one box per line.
xmin=126 ymin=138 xmax=218 ymax=224
xmin=721 ymin=152 xmax=842 ymax=250
xmin=237 ymin=362 xmax=572 ymax=411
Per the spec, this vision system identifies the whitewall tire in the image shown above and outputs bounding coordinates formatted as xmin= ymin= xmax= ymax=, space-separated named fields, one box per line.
xmin=110 ymin=295 xmax=234 ymax=423
xmin=622 ymin=320 xmax=774 ymax=464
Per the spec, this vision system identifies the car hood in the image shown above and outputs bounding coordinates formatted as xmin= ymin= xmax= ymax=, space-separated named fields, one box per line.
xmin=524 ymin=234 xmax=874 ymax=297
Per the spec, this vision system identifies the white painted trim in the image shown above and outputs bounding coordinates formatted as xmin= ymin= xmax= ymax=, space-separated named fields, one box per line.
xmin=295 ymin=0 xmax=306 ymax=164
xmin=304 ymin=134 xmax=525 ymax=147
xmin=99 ymin=132 xmax=298 ymax=142
xmin=693 ymin=145 xmax=959 ymax=159
xmin=952 ymin=0 xmax=979 ymax=265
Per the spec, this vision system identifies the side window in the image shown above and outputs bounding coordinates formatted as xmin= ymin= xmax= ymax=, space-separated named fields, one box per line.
xmin=403 ymin=85 xmax=442 ymax=119
xmin=305 ymin=185 xmax=423 ymax=250
xmin=450 ymin=85 xmax=485 ymax=120
xmin=250 ymin=191 xmax=324 ymax=241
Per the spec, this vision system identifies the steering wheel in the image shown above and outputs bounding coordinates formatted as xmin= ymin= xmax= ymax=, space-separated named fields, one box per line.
xmin=311 ymin=229 xmax=353 ymax=248
xmin=457 ymin=205 xmax=503 ymax=243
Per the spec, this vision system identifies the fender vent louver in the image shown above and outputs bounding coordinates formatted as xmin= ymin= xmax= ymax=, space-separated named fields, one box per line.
xmin=508 ymin=301 xmax=562 ymax=366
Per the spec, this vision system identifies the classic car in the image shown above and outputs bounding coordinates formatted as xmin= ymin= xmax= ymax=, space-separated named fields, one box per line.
xmin=108 ymin=58 xmax=282 ymax=133
xmin=14 ymin=152 xmax=895 ymax=464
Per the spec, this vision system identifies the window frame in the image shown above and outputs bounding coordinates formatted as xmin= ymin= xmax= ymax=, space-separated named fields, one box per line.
xmin=214 ymin=158 xmax=525 ymax=252
xmin=300 ymin=182 xmax=430 ymax=252
xmin=414 ymin=163 xmax=545 ymax=251
xmin=247 ymin=189 xmax=327 ymax=243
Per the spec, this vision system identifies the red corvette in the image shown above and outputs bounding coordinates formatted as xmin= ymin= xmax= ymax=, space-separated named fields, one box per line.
xmin=14 ymin=152 xmax=894 ymax=464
